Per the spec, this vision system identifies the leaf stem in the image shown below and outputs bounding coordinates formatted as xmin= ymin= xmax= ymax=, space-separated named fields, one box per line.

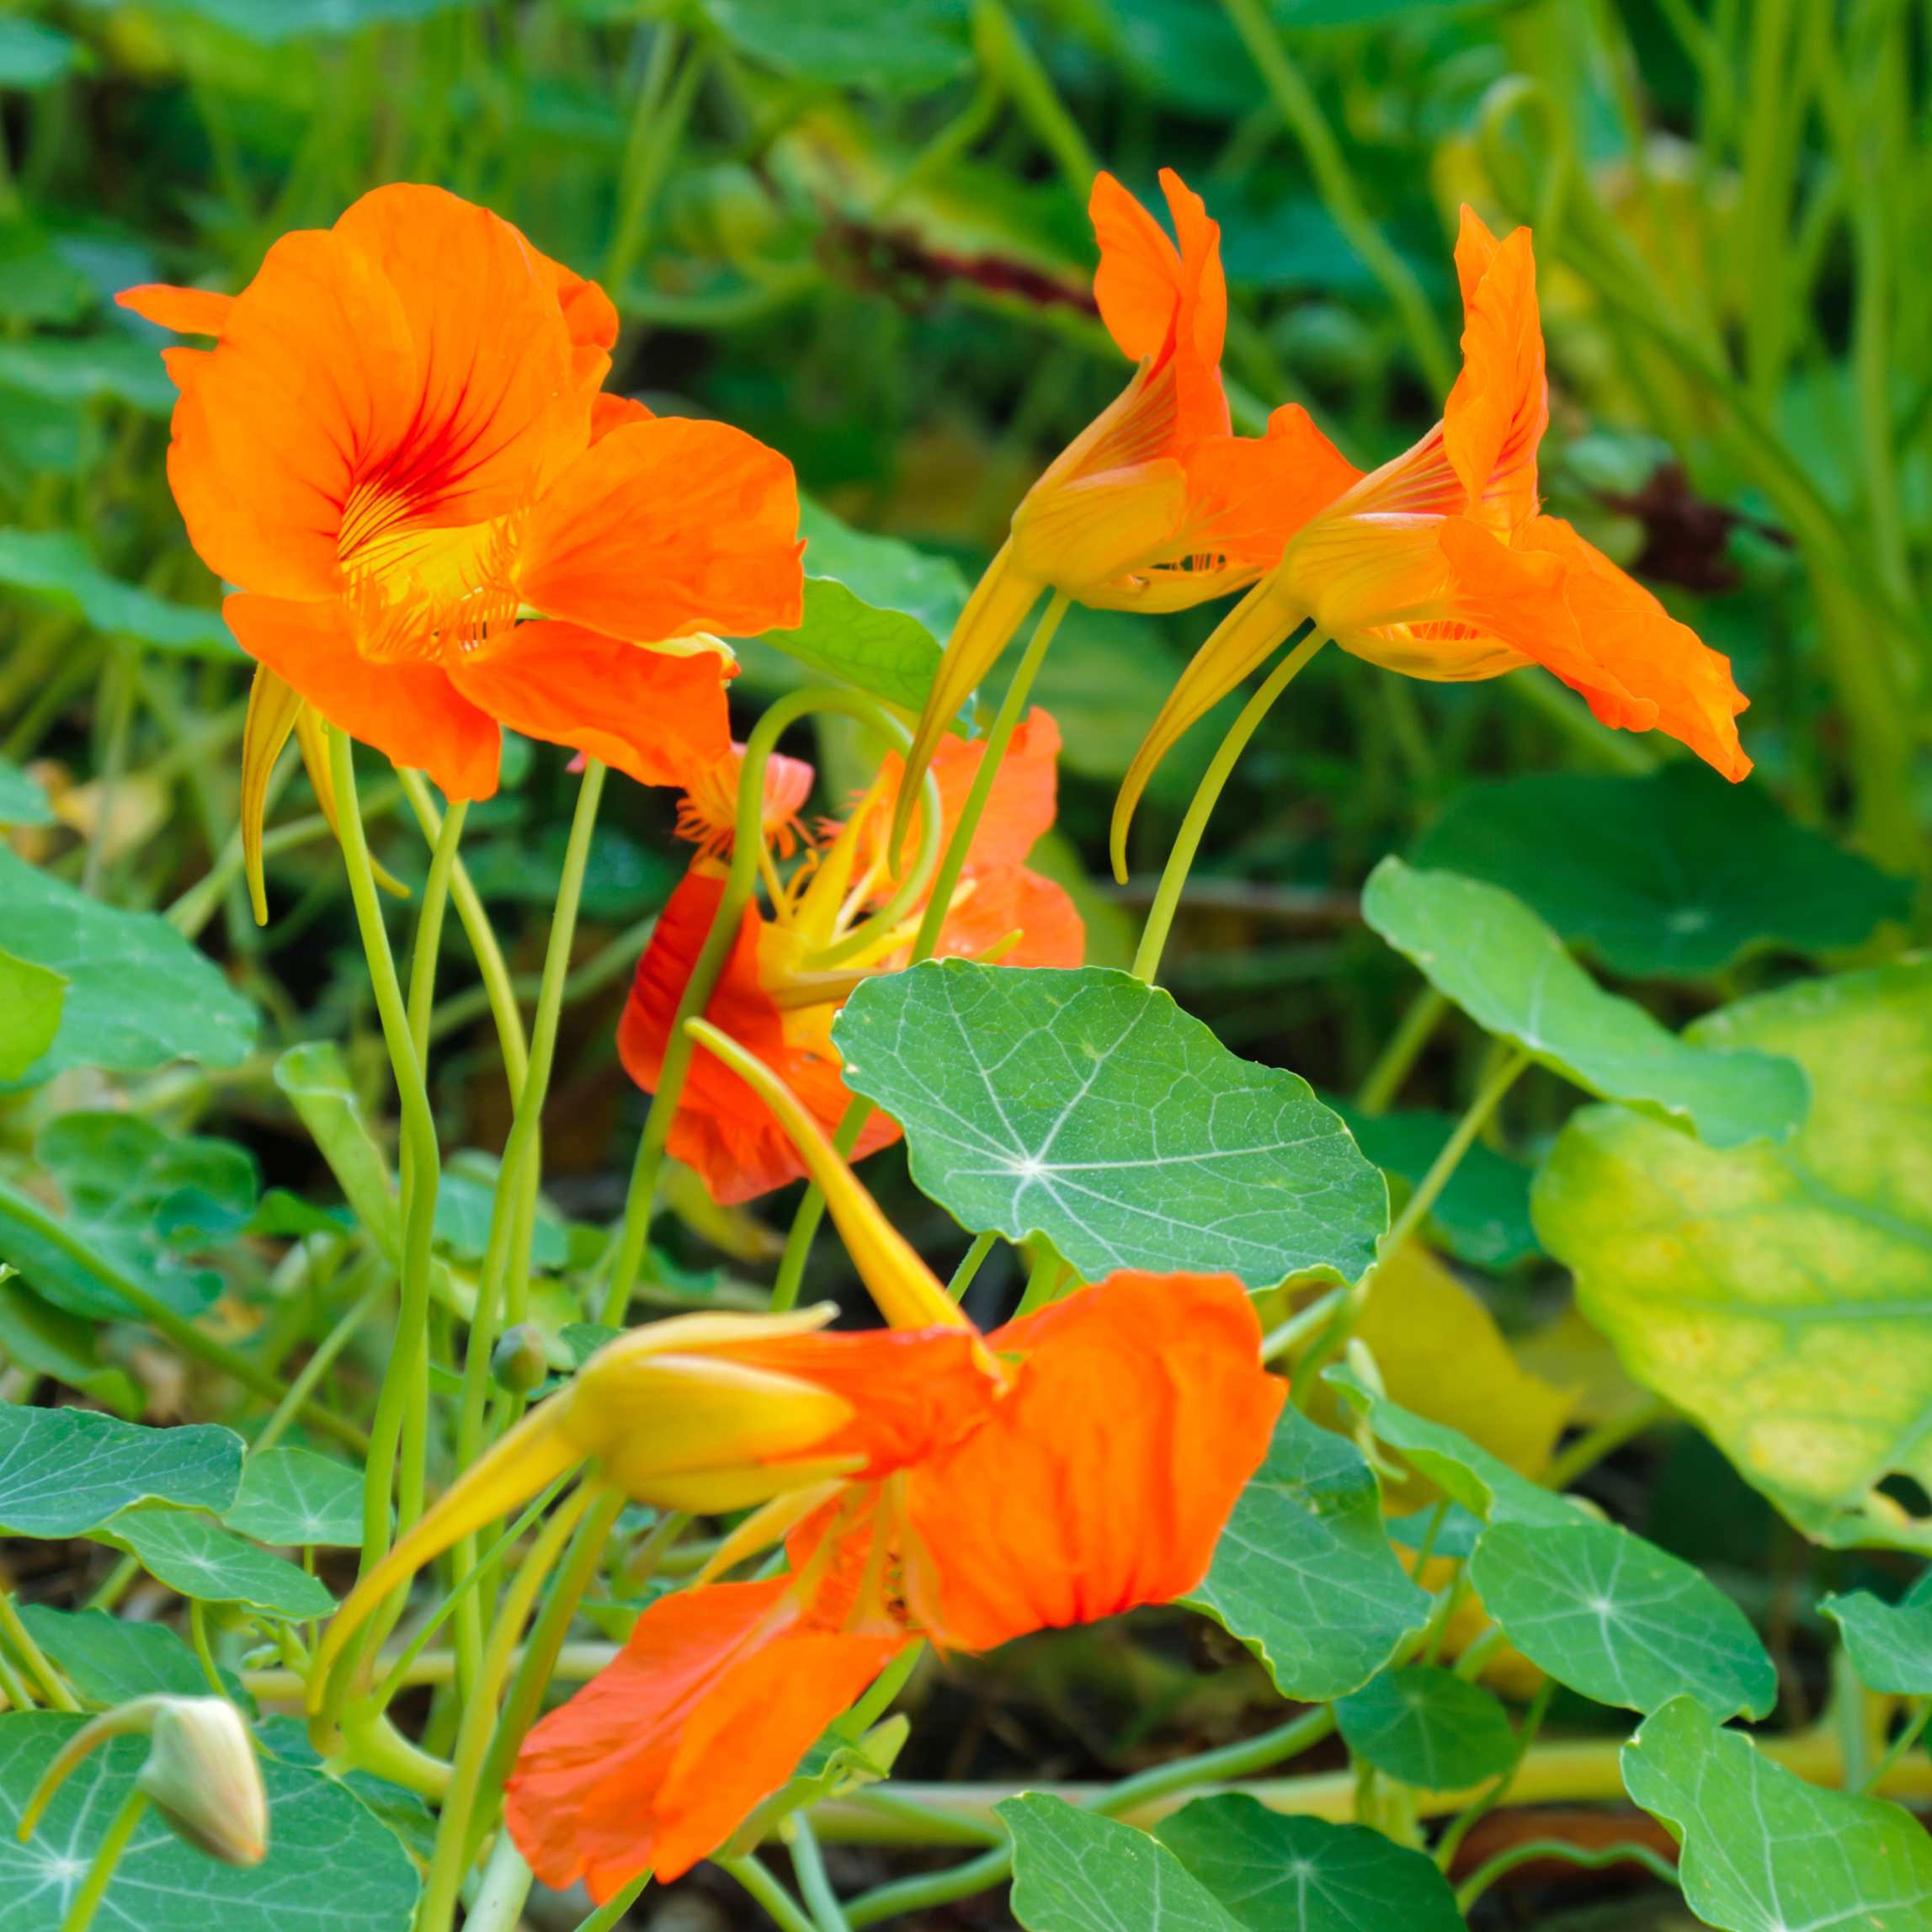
xmin=789 ymin=1815 xmax=854 ymax=1932
xmin=60 ymin=1786 xmax=147 ymax=1932
xmin=720 ymin=1855 xmax=822 ymax=1932
xmin=0 ymin=1589 xmax=77 ymax=1710
xmin=1131 ymin=632 xmax=1326 ymax=985
xmin=1455 ymin=1835 xmax=1679 ymax=1912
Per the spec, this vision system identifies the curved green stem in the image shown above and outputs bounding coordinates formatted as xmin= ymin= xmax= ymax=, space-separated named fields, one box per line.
xmin=789 ymin=1816 xmax=853 ymax=1932
xmin=0 ymin=1590 xmax=77 ymax=1711
xmin=1455 ymin=1835 xmax=1679 ymax=1912
xmin=463 ymin=1834 xmax=533 ymax=1932
xmin=720 ymin=1855 xmax=822 ymax=1932
xmin=1131 ymin=631 xmax=1326 ymax=985
xmin=60 ymin=1787 xmax=147 ymax=1932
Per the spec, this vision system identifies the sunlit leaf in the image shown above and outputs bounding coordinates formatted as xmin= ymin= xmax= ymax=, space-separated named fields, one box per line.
xmin=0 ymin=1113 xmax=258 ymax=1321
xmin=1623 ymin=1696 xmax=1932 ymax=1932
xmin=223 ymin=1448 xmax=364 ymax=1549
xmin=0 ymin=528 xmax=238 ymax=654
xmin=1469 ymin=1520 xmax=1776 ymax=1718
xmin=0 ymin=950 xmax=64 ymax=1083
xmin=1412 ymin=768 xmax=1912 ymax=977
xmin=1333 ymin=1665 xmax=1517 ymax=1789
xmin=100 ymin=1506 xmax=336 ymax=1619
xmin=1820 ymin=1575 xmax=1932 ymax=1695
xmin=1533 ymin=961 xmax=1932 ymax=1552
xmin=0 ymin=1408 xmax=241 ymax=1537
xmin=0 ymin=1711 xmax=420 ymax=1930
xmin=0 ymin=849 xmax=258 ymax=1081
xmin=1361 ymin=857 xmax=1807 ymax=1148
xmin=701 ymin=0 xmax=972 ymax=94
xmin=1188 ymin=1407 xmax=1429 ymax=1700
xmin=835 ymin=962 xmax=1387 ymax=1288
xmin=17 ymin=1606 xmax=247 ymax=1707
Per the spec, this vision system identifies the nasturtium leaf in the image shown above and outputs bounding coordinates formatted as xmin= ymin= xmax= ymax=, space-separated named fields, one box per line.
xmin=702 ymin=0 xmax=971 ymax=94
xmin=0 ymin=1275 xmax=140 ymax=1416
xmin=1187 ymin=1407 xmax=1429 ymax=1700
xmin=1325 ymin=1363 xmax=1585 ymax=1530
xmin=1154 ymin=1796 xmax=1465 ymax=1932
xmin=1821 ymin=1576 xmax=1932 ymax=1695
xmin=0 ymin=1711 xmax=421 ymax=1932
xmin=0 ymin=849 xmax=257 ymax=1080
xmin=0 ymin=950 xmax=63 ymax=1083
xmin=0 ymin=17 xmax=82 ymax=88
xmin=1533 ymin=961 xmax=1932 ymax=1552
xmin=223 ymin=1448 xmax=365 ymax=1548
xmin=1623 ymin=1695 xmax=1932 ymax=1932
xmin=101 ymin=1506 xmax=336 ymax=1619
xmin=434 ymin=1152 xmax=570 ymax=1271
xmin=754 ymin=502 xmax=965 ymax=711
xmin=1348 ymin=1243 xmax=1576 ymax=1482
xmin=0 ymin=1408 xmax=241 ymax=1536
xmin=0 ymin=1113 xmax=258 ymax=1321
xmin=0 ymin=757 xmax=51 ymax=826
xmin=1360 ymin=858 xmax=1807 ymax=1149
xmin=1468 ymin=1520 xmax=1776 ymax=1719
xmin=1341 ymin=1105 xmax=1539 ymax=1269
xmin=834 ymin=963 xmax=1387 ymax=1288
xmin=16 ymin=1605 xmax=246 ymax=1707
xmin=0 ymin=528 xmax=237 ymax=653
xmin=1003 ymin=1793 xmax=1244 ymax=1932
xmin=274 ymin=1042 xmax=399 ymax=1254
xmin=1333 ymin=1666 xmax=1517 ymax=1790
xmin=1412 ymin=767 xmax=1912 ymax=977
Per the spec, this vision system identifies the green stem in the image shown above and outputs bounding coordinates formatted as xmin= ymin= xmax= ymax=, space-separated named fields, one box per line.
xmin=328 ymin=729 xmax=444 ymax=1626
xmin=1435 ymin=1679 xmax=1555 ymax=1873
xmin=720 ymin=1856 xmax=822 ymax=1932
xmin=1013 ymin=1243 xmax=1067 ymax=1317
xmin=1456 ymin=1836 xmax=1679 ymax=1912
xmin=1131 ymin=631 xmax=1326 ymax=984
xmin=406 ymin=797 xmax=468 ymax=1064
xmin=1541 ymin=1397 xmax=1669 ymax=1493
xmin=253 ymin=1280 xmax=384 ymax=1456
xmin=1352 ymin=987 xmax=1449 ymax=1114
xmin=463 ymin=1834 xmax=533 ymax=1932
xmin=0 ymin=1590 xmax=77 ymax=1711
xmin=1862 ymin=1697 xmax=1932 ymax=1796
xmin=572 ymin=1871 xmax=653 ymax=1931
xmin=189 ymin=1601 xmax=226 ymax=1700
xmin=846 ymin=1847 xmax=1014 ymax=1929
xmin=946 ymin=1231 xmax=998 ymax=1303
xmin=789 ymin=1816 xmax=853 ymax=1932
xmin=768 ymin=1099 xmax=870 ymax=1316
xmin=60 ymin=1787 xmax=147 ymax=1932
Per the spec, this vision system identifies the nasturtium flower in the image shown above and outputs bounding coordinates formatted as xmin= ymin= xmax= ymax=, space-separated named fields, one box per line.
xmin=503 ymin=1039 xmax=1285 ymax=1898
xmin=120 ymin=183 xmax=804 ymax=918
xmin=895 ymin=169 xmax=1355 ymax=842
xmin=620 ymin=711 xmax=1083 ymax=1204
xmin=1112 ymin=207 xmax=1753 ymax=870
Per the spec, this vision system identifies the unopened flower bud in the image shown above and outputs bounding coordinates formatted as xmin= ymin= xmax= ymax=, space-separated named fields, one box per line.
xmin=491 ymin=1323 xmax=550 ymax=1395
xmin=138 ymin=1698 xmax=269 ymax=1867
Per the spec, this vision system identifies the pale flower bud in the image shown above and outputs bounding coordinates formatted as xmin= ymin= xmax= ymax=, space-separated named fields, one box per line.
xmin=137 ymin=1698 xmax=269 ymax=1868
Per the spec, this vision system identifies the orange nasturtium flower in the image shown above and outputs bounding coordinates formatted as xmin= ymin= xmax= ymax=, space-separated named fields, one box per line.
xmin=893 ymin=168 xmax=1358 ymax=841
xmin=119 ymin=183 xmax=804 ymax=918
xmin=619 ymin=710 xmax=1084 ymax=1204
xmin=500 ymin=1031 xmax=1285 ymax=1898
xmin=1112 ymin=207 xmax=1754 ymax=870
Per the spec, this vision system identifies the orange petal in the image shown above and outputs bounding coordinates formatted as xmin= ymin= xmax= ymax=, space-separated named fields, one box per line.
xmin=450 ymin=620 xmax=731 ymax=790
xmin=507 ymin=1578 xmax=902 ymax=1897
xmin=677 ymin=742 xmax=816 ymax=860
xmin=902 ymin=1272 xmax=1283 ymax=1652
xmin=331 ymin=183 xmax=583 ymax=521
xmin=874 ymin=706 xmax=1062 ymax=882
xmin=1159 ymin=168 xmax=1229 ymax=442
xmin=116 ymin=283 xmax=234 ymax=336
xmin=1512 ymin=516 xmax=1751 ymax=779
xmin=226 ymin=593 xmax=500 ymax=800
xmin=590 ymin=392 xmax=655 ymax=441
xmin=1442 ymin=211 xmax=1546 ymax=529
xmin=519 ymin=416 xmax=804 ymax=642
xmin=930 ymin=866 xmax=1086 ymax=970
xmin=1090 ymin=171 xmax=1184 ymax=362
xmin=165 ymin=227 xmax=420 ymax=600
xmin=1181 ymin=405 xmax=1364 ymax=568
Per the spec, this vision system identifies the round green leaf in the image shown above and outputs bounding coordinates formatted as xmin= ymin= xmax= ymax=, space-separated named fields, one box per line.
xmin=16 ymin=1606 xmax=247 ymax=1708
xmin=0 ymin=950 xmax=64 ymax=1083
xmin=223 ymin=1449 xmax=365 ymax=1549
xmin=1623 ymin=1696 xmax=1932 ymax=1931
xmin=1187 ymin=1408 xmax=1428 ymax=1701
xmin=834 ymin=962 xmax=1388 ymax=1288
xmin=101 ymin=1506 xmax=336 ymax=1620
xmin=1533 ymin=961 xmax=1932 ymax=1551
xmin=1412 ymin=768 xmax=1911 ymax=977
xmin=1156 ymin=1795 xmax=1465 ymax=1932
xmin=0 ymin=849 xmax=257 ymax=1080
xmin=1361 ymin=857 xmax=1807 ymax=1148
xmin=0 ymin=1711 xmax=420 ymax=1932
xmin=1469 ymin=1520 xmax=1776 ymax=1719
xmin=1333 ymin=1666 xmax=1518 ymax=1789
xmin=0 ymin=1408 xmax=241 ymax=1537
xmin=1821 ymin=1575 xmax=1932 ymax=1695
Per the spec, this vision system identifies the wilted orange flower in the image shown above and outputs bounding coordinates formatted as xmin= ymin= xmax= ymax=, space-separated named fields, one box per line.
xmin=896 ymin=169 xmax=1356 ymax=839
xmin=620 ymin=711 xmax=1083 ymax=1203
xmin=504 ymin=1050 xmax=1283 ymax=1897
xmin=120 ymin=183 xmax=803 ymax=915
xmin=1113 ymin=207 xmax=1752 ymax=867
